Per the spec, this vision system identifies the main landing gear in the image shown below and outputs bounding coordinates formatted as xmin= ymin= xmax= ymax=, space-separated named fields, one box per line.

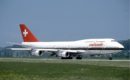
xmin=61 ymin=55 xmax=82 ymax=60
xmin=61 ymin=57 xmax=73 ymax=59
xmin=76 ymin=55 xmax=82 ymax=59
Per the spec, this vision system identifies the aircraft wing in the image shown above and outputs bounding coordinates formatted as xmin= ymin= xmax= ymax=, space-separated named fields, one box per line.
xmin=9 ymin=48 xmax=32 ymax=50
xmin=9 ymin=48 xmax=58 ymax=51
xmin=9 ymin=48 xmax=86 ymax=57
xmin=10 ymin=48 xmax=85 ymax=52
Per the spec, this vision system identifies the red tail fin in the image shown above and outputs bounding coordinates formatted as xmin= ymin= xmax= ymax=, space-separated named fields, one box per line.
xmin=20 ymin=24 xmax=39 ymax=42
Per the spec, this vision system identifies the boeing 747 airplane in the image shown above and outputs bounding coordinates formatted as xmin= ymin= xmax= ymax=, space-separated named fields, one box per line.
xmin=11 ymin=24 xmax=124 ymax=60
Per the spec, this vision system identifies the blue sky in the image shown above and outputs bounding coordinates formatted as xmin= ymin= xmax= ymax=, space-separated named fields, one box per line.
xmin=0 ymin=0 xmax=129 ymax=46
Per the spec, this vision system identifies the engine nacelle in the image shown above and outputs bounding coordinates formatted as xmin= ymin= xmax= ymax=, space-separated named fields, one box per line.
xmin=31 ymin=49 xmax=43 ymax=56
xmin=58 ymin=51 xmax=69 ymax=57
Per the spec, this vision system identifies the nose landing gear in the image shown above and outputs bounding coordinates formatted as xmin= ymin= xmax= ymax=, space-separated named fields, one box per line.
xmin=108 ymin=54 xmax=112 ymax=60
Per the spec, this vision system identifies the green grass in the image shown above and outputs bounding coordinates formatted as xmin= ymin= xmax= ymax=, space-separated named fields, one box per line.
xmin=0 ymin=58 xmax=129 ymax=80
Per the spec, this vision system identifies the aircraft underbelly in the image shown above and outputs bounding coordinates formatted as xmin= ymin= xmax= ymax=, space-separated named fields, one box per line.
xmin=84 ymin=50 xmax=121 ymax=54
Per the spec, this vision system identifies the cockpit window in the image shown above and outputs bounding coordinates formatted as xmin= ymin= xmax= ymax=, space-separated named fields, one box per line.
xmin=111 ymin=40 xmax=116 ymax=42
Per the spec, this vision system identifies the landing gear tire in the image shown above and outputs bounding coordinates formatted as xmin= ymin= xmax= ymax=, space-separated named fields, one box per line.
xmin=109 ymin=57 xmax=112 ymax=60
xmin=61 ymin=57 xmax=73 ymax=59
xmin=61 ymin=57 xmax=65 ymax=59
xmin=108 ymin=54 xmax=112 ymax=60
xmin=76 ymin=55 xmax=82 ymax=60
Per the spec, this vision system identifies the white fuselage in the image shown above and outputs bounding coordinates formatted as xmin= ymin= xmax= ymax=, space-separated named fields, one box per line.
xmin=22 ymin=38 xmax=124 ymax=54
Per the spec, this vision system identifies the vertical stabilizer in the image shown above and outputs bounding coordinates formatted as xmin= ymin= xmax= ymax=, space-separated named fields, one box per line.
xmin=20 ymin=24 xmax=39 ymax=42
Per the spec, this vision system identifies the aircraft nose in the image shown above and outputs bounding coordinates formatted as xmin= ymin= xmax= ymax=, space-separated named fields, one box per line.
xmin=119 ymin=44 xmax=124 ymax=49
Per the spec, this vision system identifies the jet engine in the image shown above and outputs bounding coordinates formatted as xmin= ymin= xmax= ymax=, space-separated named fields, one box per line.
xmin=58 ymin=51 xmax=69 ymax=57
xmin=31 ymin=49 xmax=43 ymax=56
